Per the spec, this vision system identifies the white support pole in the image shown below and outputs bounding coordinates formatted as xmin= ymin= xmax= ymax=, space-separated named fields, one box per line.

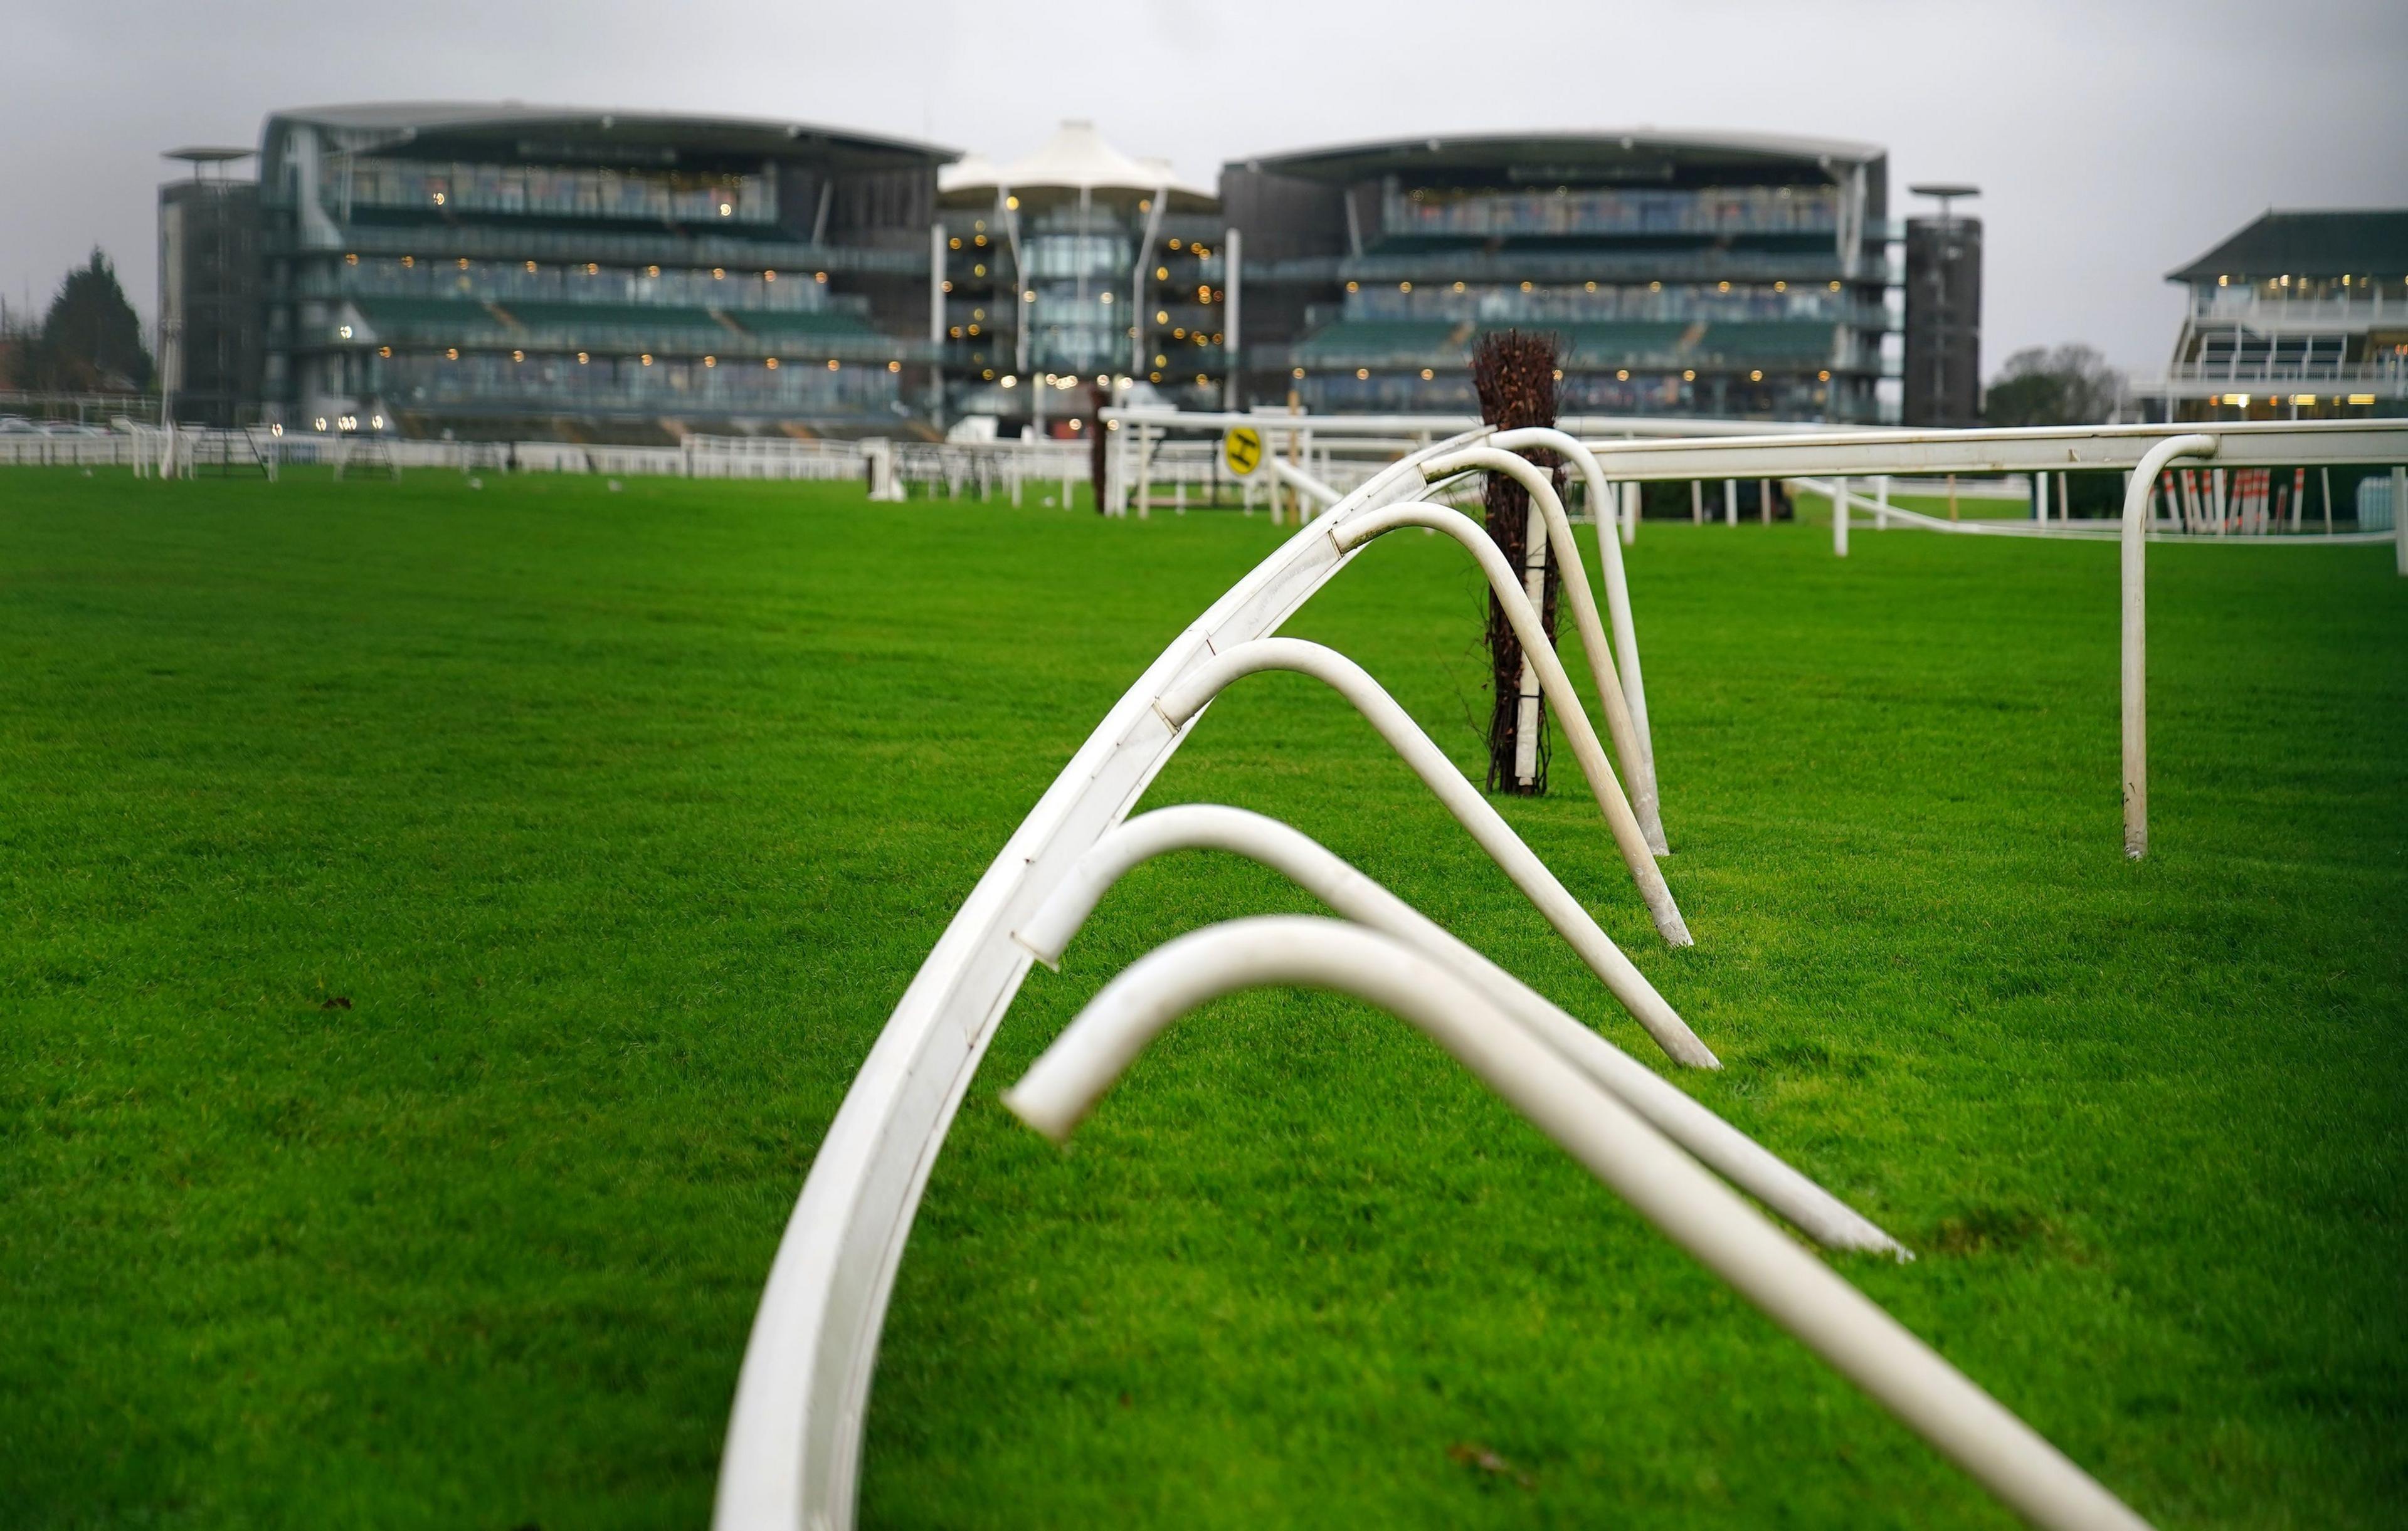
xmin=2123 ymin=434 xmax=2218 ymax=860
xmin=2394 ymin=466 xmax=2407 ymax=577
xmin=927 ymin=221 xmax=946 ymax=347
xmin=1759 ymin=478 xmax=1772 ymax=525
xmin=1724 ymin=478 xmax=1737 ymax=525
xmin=1691 ymin=479 xmax=1703 ymax=523
xmin=1004 ymin=918 xmax=2155 ymax=1531
xmin=1222 ymin=226 xmax=1242 ymax=412
xmin=1620 ymin=478 xmax=1639 ymax=545
xmin=1876 ymin=473 xmax=1891 ymax=529
xmin=1832 ymin=473 xmax=1849 ymax=557
xmin=2059 ymin=471 xmax=2071 ymax=523
xmin=2033 ymin=470 xmax=2047 ymax=522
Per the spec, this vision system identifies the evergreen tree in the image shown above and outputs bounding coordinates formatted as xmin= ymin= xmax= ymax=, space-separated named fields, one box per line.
xmin=21 ymin=250 xmax=154 ymax=392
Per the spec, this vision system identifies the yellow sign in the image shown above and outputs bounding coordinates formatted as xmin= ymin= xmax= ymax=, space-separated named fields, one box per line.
xmin=1221 ymin=424 xmax=1265 ymax=478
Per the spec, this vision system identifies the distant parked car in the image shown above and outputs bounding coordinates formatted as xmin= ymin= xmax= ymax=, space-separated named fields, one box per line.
xmin=38 ymin=422 xmax=108 ymax=437
xmin=0 ymin=416 xmax=40 ymax=434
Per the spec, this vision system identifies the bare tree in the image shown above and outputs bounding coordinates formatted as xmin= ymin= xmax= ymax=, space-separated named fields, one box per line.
xmin=1983 ymin=344 xmax=2125 ymax=426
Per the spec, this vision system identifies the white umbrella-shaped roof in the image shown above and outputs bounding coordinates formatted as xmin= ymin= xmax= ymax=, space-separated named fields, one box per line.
xmin=939 ymin=121 xmax=1215 ymax=209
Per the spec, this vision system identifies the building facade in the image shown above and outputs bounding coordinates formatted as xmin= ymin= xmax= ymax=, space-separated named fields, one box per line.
xmin=1900 ymin=209 xmax=1981 ymax=427
xmin=2148 ymin=209 xmax=2408 ymax=422
xmin=254 ymin=104 xmax=952 ymax=437
xmin=158 ymin=149 xmax=266 ymax=428
xmin=935 ymin=122 xmax=1226 ymax=429
xmin=1218 ymin=131 xmax=1898 ymax=423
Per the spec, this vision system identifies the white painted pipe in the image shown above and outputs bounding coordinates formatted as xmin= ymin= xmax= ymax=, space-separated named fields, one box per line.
xmin=1015 ymin=806 xmax=1896 ymax=1251
xmin=1003 ymin=917 xmax=2154 ymax=1531
xmin=1486 ymin=429 xmax=1667 ymax=855
xmin=2121 ymin=434 xmax=2218 ymax=860
xmin=1156 ymin=639 xmax=1711 ymax=1061
xmin=1334 ymin=502 xmax=1690 ymax=948
xmin=1271 ymin=453 xmax=1341 ymax=513
xmin=1833 ymin=473 xmax=1849 ymax=557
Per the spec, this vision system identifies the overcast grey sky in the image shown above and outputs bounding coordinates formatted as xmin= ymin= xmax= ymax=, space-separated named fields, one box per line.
xmin=4 ymin=0 xmax=2404 ymax=375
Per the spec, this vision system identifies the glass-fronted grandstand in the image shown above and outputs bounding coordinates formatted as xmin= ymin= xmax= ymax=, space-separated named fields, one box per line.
xmin=1220 ymin=130 xmax=1897 ymax=423
xmin=255 ymin=104 xmax=953 ymax=437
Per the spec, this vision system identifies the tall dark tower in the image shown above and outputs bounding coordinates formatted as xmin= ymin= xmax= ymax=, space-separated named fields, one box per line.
xmin=1903 ymin=183 xmax=1981 ymax=428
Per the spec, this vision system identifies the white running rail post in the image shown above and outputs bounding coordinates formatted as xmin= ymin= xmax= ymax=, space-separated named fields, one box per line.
xmin=1334 ymin=503 xmax=1690 ymax=947
xmin=1486 ymin=429 xmax=1668 ymax=855
xmin=1017 ymin=806 xmax=1894 ymax=1252
xmin=1003 ymin=918 xmax=2155 ymax=1531
xmin=1833 ymin=474 xmax=1850 ymax=557
xmin=2122 ymin=434 xmax=2217 ymax=860
xmin=1156 ymin=638 xmax=1712 ymax=1061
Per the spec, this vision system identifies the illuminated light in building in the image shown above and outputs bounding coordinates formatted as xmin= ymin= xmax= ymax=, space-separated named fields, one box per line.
xmin=339 ymin=414 xmax=356 ymax=430
xmin=586 ymin=262 xmax=599 ymax=275
xmin=1649 ymin=280 xmax=1661 ymax=292
xmin=1292 ymin=367 xmax=1306 ymax=379
xmin=401 ymin=256 xmax=415 ymax=268
xmin=1718 ymin=281 xmax=1731 ymax=293
xmin=887 ymin=360 xmax=901 ymax=372
xmin=1172 ymin=327 xmax=1185 ymax=339
xmin=457 ymin=257 xmax=470 ymax=270
xmin=1553 ymin=369 xmax=1563 ymax=381
xmin=973 ymin=265 xmax=986 ymax=278
xmin=1681 ymin=369 xmax=1694 ymax=382
xmin=445 ymin=348 xmax=459 ymax=360
xmin=525 ymin=260 xmax=538 ymax=273
xmin=1023 ymin=290 xmax=1035 ymax=303
xmin=2218 ymin=274 xmax=2229 ymax=287
xmin=982 ymin=369 xmax=995 ymax=381
xmin=2226 ymin=393 xmax=2251 ymax=406
xmin=1099 ymin=292 xmax=1112 ymax=305
xmin=828 ymin=359 xmax=840 ymax=371
xmin=1169 ymin=238 xmax=1182 ymax=251
xmin=1156 ymin=310 xmax=1169 ymax=324
xmin=1829 ymin=280 xmax=1841 ymax=291
xmin=949 ymin=237 xmax=962 ymax=250
xmin=1069 ymin=419 xmax=1084 ymax=431
xmin=1749 ymin=369 xmax=1763 ymax=381
xmin=1137 ymin=198 xmax=1151 ymax=213
xmin=1399 ymin=281 xmax=1412 ymax=293
xmin=704 ymin=355 xmax=717 ymax=368
xmin=949 ymin=327 xmax=963 ymax=339
xmin=1420 ymin=368 xmax=1434 ymax=381
xmin=1155 ymin=265 xmax=1169 ymax=280
xmin=1615 ymin=369 xmax=1629 ymax=381
xmin=2347 ymin=393 xmax=2375 ymax=404
xmin=1774 ymin=280 xmax=1787 ymax=292
xmin=314 ymin=416 xmax=328 ymax=431
xmin=973 ymin=234 xmax=987 ymax=247
xmin=1000 ymin=375 xmax=1017 ymax=389
xmin=371 ymin=415 xmax=384 ymax=429
xmin=2291 ymin=394 xmax=2317 ymax=406
xmin=712 ymin=268 xmax=725 ymax=280
xmin=1817 ymin=369 xmax=1830 ymax=381
xmin=1005 ymin=196 xmax=1019 ymax=209
xmin=972 ymin=308 xmax=985 ymax=320
xmin=1452 ymin=281 xmax=1465 ymax=293
xmin=337 ymin=325 xmax=353 ymax=339
xmin=1585 ymin=281 xmax=1596 ymax=293
xmin=815 ymin=271 xmax=827 ymax=283
xmin=1154 ymin=354 xmax=1168 ymax=367
xmin=577 ymin=352 xmax=589 ymax=364
xmin=973 ymin=219 xmax=985 ymax=233
xmin=270 ymin=423 xmax=283 ymax=437
xmin=431 ymin=191 xmax=445 ymax=206
xmin=378 ymin=345 xmax=391 ymax=358
xmin=764 ymin=270 xmax=777 ymax=282
xmin=512 ymin=350 xmax=524 ymax=362
xmin=1356 ymin=368 xmax=1369 ymax=380
xmin=966 ymin=324 xmax=980 ymax=336
xmin=1519 ymin=280 xmax=1533 ymax=292
xmin=345 ymin=252 xmax=357 ymax=265
xmin=646 ymin=265 xmax=659 ymax=277
xmin=941 ymin=280 xmax=953 ymax=293
xmin=1346 ymin=280 xmax=1359 ymax=292
xmin=1211 ymin=332 xmax=1222 ymax=344
xmin=642 ymin=354 xmax=653 ymax=366
xmin=719 ymin=202 xmax=733 ymax=216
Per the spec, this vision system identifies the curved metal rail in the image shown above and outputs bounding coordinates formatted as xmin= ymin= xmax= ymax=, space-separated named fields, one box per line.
xmin=1436 ymin=438 xmax=1669 ymax=854
xmin=1154 ymin=639 xmax=1710 ymax=1064
xmin=1003 ymin=917 xmax=2152 ymax=1531
xmin=1017 ymin=805 xmax=1894 ymax=1254
xmin=714 ymin=428 xmax=1602 ymax=1531
xmin=1338 ymin=502 xmax=1687 ymax=945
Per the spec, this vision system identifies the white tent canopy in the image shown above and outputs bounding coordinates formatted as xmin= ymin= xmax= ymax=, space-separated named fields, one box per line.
xmin=938 ymin=120 xmax=1213 ymax=208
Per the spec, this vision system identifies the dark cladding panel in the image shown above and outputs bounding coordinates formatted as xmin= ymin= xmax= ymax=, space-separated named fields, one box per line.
xmin=1903 ymin=215 xmax=1981 ymax=428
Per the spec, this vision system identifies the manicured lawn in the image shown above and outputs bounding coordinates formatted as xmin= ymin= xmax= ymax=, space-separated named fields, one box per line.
xmin=2 ymin=467 xmax=2401 ymax=1530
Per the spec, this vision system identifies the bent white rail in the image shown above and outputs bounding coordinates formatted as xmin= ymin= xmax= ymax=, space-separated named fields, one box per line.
xmin=1017 ymin=806 xmax=1894 ymax=1253
xmin=1335 ymin=504 xmax=1689 ymax=945
xmin=1003 ymin=917 xmax=2153 ymax=1531
xmin=1490 ymin=428 xmax=1666 ymax=852
xmin=716 ymin=432 xmax=1518 ymax=1531
xmin=1156 ymin=639 xmax=1709 ymax=1064
xmin=1424 ymin=445 xmax=1669 ymax=857
xmin=2120 ymin=434 xmax=2218 ymax=860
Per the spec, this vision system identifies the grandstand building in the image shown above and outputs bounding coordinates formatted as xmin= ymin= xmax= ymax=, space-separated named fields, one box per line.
xmin=158 ymin=147 xmax=265 ymax=428
xmin=2145 ymin=209 xmax=2408 ymax=422
xmin=936 ymin=122 xmax=1225 ymax=429
xmin=254 ymin=104 xmax=953 ymax=437
xmin=1219 ymin=130 xmax=1898 ymax=423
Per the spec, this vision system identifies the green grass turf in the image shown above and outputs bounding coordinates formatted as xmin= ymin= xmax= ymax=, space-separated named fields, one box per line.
xmin=2 ymin=467 xmax=2402 ymax=1529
